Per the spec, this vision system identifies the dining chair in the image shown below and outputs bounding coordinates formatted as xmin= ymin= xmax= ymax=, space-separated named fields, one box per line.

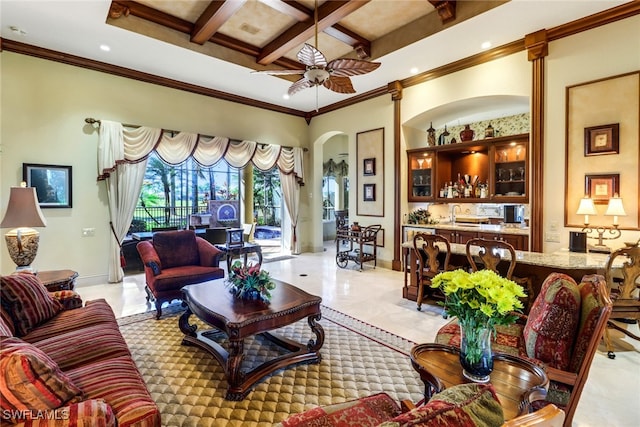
xmin=466 ymin=237 xmax=534 ymax=312
xmin=602 ymin=245 xmax=640 ymax=359
xmin=412 ymin=233 xmax=452 ymax=311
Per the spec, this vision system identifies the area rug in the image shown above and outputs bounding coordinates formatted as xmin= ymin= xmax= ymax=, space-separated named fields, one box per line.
xmin=118 ymin=305 xmax=424 ymax=427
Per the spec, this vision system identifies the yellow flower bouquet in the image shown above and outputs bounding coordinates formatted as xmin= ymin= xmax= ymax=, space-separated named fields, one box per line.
xmin=431 ymin=269 xmax=526 ymax=382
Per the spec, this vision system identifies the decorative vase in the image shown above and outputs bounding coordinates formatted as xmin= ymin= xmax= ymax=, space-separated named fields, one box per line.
xmin=460 ymin=124 xmax=475 ymax=141
xmin=351 ymin=222 xmax=361 ymax=231
xmin=459 ymin=320 xmax=493 ymax=383
xmin=484 ymin=123 xmax=495 ymax=138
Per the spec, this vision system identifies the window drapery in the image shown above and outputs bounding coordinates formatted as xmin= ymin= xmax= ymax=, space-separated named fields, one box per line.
xmin=97 ymin=119 xmax=305 ymax=282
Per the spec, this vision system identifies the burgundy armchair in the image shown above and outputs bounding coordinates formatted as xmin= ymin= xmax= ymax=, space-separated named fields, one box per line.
xmin=137 ymin=230 xmax=225 ymax=318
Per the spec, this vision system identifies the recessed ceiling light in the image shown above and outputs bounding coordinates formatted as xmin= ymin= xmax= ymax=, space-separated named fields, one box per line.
xmin=9 ymin=26 xmax=27 ymax=36
xmin=481 ymin=41 xmax=492 ymax=49
xmin=410 ymin=67 xmax=419 ymax=75
xmin=282 ymin=94 xmax=290 ymax=100
xmin=100 ymin=44 xmax=111 ymax=52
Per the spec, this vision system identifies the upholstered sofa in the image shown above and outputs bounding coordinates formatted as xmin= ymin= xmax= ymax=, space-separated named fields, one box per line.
xmin=0 ymin=273 xmax=160 ymax=426
xmin=137 ymin=229 xmax=225 ymax=319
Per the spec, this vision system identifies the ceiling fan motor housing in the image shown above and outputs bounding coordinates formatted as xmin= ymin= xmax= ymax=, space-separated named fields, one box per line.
xmin=304 ymin=67 xmax=330 ymax=85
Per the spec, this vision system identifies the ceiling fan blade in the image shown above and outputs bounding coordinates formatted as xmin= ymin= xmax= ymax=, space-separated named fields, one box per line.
xmin=297 ymin=43 xmax=328 ymax=68
xmin=323 ymin=76 xmax=355 ymax=94
xmin=288 ymin=77 xmax=314 ymax=96
xmin=327 ymin=58 xmax=381 ymax=77
xmin=251 ymin=69 xmax=305 ymax=76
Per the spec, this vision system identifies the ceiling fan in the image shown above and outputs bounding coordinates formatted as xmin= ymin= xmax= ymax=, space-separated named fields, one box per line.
xmin=253 ymin=1 xmax=381 ymax=98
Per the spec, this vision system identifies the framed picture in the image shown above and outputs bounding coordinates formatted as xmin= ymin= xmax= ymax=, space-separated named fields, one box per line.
xmin=585 ymin=173 xmax=619 ymax=204
xmin=226 ymin=228 xmax=244 ymax=247
xmin=363 ymin=158 xmax=375 ymax=176
xmin=584 ymin=123 xmax=619 ymax=156
xmin=22 ymin=163 xmax=72 ymax=208
xmin=363 ymin=184 xmax=375 ymax=201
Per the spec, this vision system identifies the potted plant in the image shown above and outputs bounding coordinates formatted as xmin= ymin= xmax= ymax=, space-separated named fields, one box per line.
xmin=407 ymin=207 xmax=432 ymax=224
xmin=227 ymin=261 xmax=276 ymax=303
xmin=430 ymin=269 xmax=526 ymax=382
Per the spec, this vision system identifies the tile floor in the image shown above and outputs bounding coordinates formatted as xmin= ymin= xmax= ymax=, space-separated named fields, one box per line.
xmin=77 ymin=243 xmax=639 ymax=427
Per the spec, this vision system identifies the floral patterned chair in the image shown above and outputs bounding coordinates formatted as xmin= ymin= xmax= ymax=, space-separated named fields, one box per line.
xmin=435 ymin=273 xmax=612 ymax=426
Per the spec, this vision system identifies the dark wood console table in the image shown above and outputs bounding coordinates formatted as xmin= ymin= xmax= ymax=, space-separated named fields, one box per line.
xmin=37 ymin=269 xmax=78 ymax=291
xmin=179 ymin=279 xmax=324 ymax=400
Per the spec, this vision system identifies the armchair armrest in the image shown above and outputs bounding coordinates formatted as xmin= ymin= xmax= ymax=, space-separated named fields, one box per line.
xmin=49 ymin=290 xmax=83 ymax=310
xmin=546 ymin=366 xmax=578 ymax=387
xmin=196 ymin=237 xmax=224 ymax=267
xmin=137 ymin=241 xmax=162 ymax=275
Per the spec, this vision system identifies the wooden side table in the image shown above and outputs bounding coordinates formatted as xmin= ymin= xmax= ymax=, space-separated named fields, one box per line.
xmin=215 ymin=243 xmax=263 ymax=271
xmin=37 ymin=269 xmax=78 ymax=291
xmin=410 ymin=343 xmax=548 ymax=420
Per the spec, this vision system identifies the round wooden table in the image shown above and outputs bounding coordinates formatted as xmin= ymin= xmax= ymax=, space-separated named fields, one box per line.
xmin=410 ymin=343 xmax=548 ymax=420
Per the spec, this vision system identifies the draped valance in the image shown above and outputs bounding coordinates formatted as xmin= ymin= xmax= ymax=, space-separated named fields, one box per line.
xmin=97 ymin=120 xmax=305 ymax=184
xmin=323 ymin=158 xmax=348 ymax=178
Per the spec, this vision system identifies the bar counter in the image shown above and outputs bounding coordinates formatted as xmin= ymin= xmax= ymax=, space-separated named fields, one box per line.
xmin=401 ymin=240 xmax=621 ymax=306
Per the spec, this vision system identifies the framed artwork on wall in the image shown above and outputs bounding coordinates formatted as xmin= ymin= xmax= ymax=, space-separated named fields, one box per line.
xmin=22 ymin=163 xmax=72 ymax=208
xmin=585 ymin=173 xmax=619 ymax=204
xmin=357 ymin=128 xmax=384 ymax=217
xmin=584 ymin=123 xmax=619 ymax=156
xmin=363 ymin=158 xmax=375 ymax=176
xmin=363 ymin=184 xmax=375 ymax=201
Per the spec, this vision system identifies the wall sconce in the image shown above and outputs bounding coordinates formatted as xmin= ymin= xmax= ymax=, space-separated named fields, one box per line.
xmin=0 ymin=184 xmax=47 ymax=271
xmin=576 ymin=194 xmax=626 ymax=253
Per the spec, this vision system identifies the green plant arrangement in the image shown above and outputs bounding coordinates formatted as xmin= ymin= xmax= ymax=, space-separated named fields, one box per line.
xmin=407 ymin=207 xmax=434 ymax=224
xmin=227 ymin=261 xmax=276 ymax=302
xmin=430 ymin=269 xmax=526 ymax=382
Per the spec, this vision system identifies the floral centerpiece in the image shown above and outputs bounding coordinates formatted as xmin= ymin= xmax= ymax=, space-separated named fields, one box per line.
xmin=407 ymin=208 xmax=434 ymax=225
xmin=431 ymin=269 xmax=526 ymax=382
xmin=227 ymin=261 xmax=276 ymax=303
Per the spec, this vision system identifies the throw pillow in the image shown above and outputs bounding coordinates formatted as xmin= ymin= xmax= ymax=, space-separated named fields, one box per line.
xmin=382 ymin=383 xmax=504 ymax=427
xmin=1 ymin=273 xmax=63 ymax=336
xmin=0 ymin=337 xmax=82 ymax=417
xmin=279 ymin=392 xmax=402 ymax=427
xmin=153 ymin=230 xmax=200 ymax=269
xmin=523 ymin=273 xmax=581 ymax=370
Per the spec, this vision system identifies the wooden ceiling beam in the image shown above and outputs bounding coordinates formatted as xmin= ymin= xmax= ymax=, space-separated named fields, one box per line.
xmin=110 ymin=1 xmax=300 ymax=70
xmin=191 ymin=0 xmax=248 ymax=45
xmin=262 ymin=1 xmax=372 ymax=59
xmin=257 ymin=0 xmax=370 ymax=65
xmin=428 ymin=1 xmax=457 ymax=24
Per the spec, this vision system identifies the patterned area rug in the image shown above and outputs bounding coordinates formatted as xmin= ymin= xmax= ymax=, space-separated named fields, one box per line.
xmin=118 ymin=304 xmax=424 ymax=427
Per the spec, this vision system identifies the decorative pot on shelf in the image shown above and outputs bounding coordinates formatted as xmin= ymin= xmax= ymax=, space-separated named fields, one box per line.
xmin=351 ymin=222 xmax=361 ymax=232
xmin=484 ymin=123 xmax=495 ymax=138
xmin=459 ymin=320 xmax=493 ymax=383
xmin=460 ymin=124 xmax=475 ymax=142
xmin=426 ymin=122 xmax=436 ymax=146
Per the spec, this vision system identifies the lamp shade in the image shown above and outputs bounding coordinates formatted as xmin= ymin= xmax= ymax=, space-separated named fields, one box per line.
xmin=605 ymin=195 xmax=626 ymax=217
xmin=0 ymin=187 xmax=47 ymax=229
xmin=576 ymin=197 xmax=597 ymax=216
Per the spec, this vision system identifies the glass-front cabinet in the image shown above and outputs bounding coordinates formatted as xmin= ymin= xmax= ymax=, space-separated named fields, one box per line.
xmin=493 ymin=138 xmax=527 ymax=200
xmin=406 ymin=133 xmax=529 ymax=203
xmin=408 ymin=150 xmax=434 ymax=201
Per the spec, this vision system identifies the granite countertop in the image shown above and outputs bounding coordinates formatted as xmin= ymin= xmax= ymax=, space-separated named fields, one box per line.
xmin=403 ymin=222 xmax=530 ymax=236
xmin=401 ymin=240 xmax=622 ymax=270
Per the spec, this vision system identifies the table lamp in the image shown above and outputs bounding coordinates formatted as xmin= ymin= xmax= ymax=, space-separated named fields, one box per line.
xmin=604 ymin=193 xmax=626 ymax=226
xmin=576 ymin=194 xmax=626 ymax=253
xmin=0 ymin=184 xmax=47 ymax=271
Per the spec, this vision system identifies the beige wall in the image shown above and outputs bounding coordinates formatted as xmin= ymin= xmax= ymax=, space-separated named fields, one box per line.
xmin=545 ymin=15 xmax=640 ymax=252
xmin=0 ymin=53 xmax=309 ymax=282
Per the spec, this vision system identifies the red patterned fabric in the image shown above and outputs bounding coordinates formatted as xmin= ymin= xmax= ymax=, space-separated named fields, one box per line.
xmin=21 ymin=300 xmax=117 ymax=344
xmin=6 ymin=399 xmax=116 ymax=427
xmin=152 ymin=230 xmax=200 ymax=269
xmin=65 ymin=356 xmax=161 ymax=427
xmin=570 ymin=275 xmax=606 ymax=372
xmin=387 ymin=384 xmax=504 ymax=427
xmin=0 ymin=337 xmax=82 ymax=417
xmin=280 ymin=392 xmax=402 ymax=427
xmin=0 ymin=307 xmax=14 ymax=337
xmin=49 ymin=291 xmax=83 ymax=311
xmin=523 ymin=273 xmax=581 ymax=370
xmin=1 ymin=275 xmax=62 ymax=337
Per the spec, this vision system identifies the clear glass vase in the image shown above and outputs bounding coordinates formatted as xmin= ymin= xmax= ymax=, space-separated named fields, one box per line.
xmin=459 ymin=321 xmax=493 ymax=383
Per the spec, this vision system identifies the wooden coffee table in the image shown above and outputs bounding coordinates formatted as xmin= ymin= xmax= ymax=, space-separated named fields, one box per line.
xmin=179 ymin=278 xmax=324 ymax=400
xmin=410 ymin=343 xmax=548 ymax=420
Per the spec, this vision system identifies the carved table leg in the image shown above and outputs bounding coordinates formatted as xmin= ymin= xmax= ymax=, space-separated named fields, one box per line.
xmin=307 ymin=313 xmax=325 ymax=355
xmin=179 ymin=307 xmax=197 ymax=338
xmin=225 ymin=338 xmax=246 ymax=401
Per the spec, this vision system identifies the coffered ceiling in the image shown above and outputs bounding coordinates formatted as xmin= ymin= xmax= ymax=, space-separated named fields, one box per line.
xmin=0 ymin=1 xmax=632 ymax=114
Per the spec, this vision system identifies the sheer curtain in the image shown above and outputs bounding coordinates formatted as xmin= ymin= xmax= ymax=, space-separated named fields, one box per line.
xmin=96 ymin=120 xmax=305 ymax=281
